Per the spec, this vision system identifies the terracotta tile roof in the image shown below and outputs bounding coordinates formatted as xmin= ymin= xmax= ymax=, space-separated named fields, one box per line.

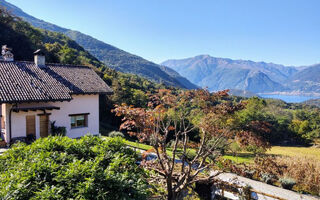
xmin=0 ymin=61 xmax=112 ymax=103
xmin=45 ymin=64 xmax=112 ymax=95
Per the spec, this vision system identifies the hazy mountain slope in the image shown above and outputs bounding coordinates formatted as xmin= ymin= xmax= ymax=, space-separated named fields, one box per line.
xmin=302 ymin=98 xmax=320 ymax=107
xmin=159 ymin=65 xmax=199 ymax=89
xmin=245 ymin=71 xmax=285 ymax=93
xmin=286 ymin=64 xmax=320 ymax=93
xmin=0 ymin=0 xmax=197 ymax=89
xmin=161 ymin=55 xmax=296 ymax=93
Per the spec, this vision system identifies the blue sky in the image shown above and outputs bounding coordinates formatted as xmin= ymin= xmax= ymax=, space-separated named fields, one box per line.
xmin=6 ymin=0 xmax=320 ymax=66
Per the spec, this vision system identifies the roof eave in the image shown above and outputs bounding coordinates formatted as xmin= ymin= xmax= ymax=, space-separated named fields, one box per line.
xmin=70 ymin=91 xmax=113 ymax=95
xmin=0 ymin=98 xmax=72 ymax=104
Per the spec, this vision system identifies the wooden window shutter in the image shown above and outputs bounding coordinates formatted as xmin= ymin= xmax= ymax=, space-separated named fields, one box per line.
xmin=26 ymin=115 xmax=36 ymax=136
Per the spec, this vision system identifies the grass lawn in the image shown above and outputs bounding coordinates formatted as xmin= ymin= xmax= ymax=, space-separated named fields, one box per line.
xmin=103 ymin=136 xmax=153 ymax=150
xmin=104 ymin=136 xmax=320 ymax=163
xmin=267 ymin=146 xmax=320 ymax=160
xmin=223 ymin=154 xmax=255 ymax=164
xmin=123 ymin=140 xmax=153 ymax=151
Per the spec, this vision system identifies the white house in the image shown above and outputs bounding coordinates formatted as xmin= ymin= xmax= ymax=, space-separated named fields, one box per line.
xmin=0 ymin=46 xmax=112 ymax=144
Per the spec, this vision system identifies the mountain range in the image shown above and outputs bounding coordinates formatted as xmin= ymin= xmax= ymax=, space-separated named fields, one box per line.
xmin=0 ymin=0 xmax=197 ymax=89
xmin=162 ymin=55 xmax=320 ymax=95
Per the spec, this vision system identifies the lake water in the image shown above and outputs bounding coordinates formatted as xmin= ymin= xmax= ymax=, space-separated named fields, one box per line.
xmin=259 ymin=94 xmax=320 ymax=103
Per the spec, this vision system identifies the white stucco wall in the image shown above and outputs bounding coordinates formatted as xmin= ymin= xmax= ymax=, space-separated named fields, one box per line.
xmin=1 ymin=103 xmax=12 ymax=142
xmin=49 ymin=94 xmax=100 ymax=138
xmin=3 ymin=94 xmax=100 ymax=143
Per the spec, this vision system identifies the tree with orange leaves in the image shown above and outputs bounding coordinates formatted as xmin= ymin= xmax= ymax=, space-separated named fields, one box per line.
xmin=113 ymin=89 xmax=270 ymax=200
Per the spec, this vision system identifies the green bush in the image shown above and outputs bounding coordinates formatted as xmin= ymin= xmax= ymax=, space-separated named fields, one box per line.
xmin=279 ymin=177 xmax=296 ymax=190
xmin=108 ymin=131 xmax=125 ymax=138
xmin=245 ymin=145 xmax=266 ymax=155
xmin=0 ymin=135 xmax=149 ymax=200
xmin=50 ymin=121 xmax=66 ymax=136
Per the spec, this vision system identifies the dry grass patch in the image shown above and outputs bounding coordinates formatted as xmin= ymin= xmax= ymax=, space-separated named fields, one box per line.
xmin=267 ymin=146 xmax=320 ymax=160
xmin=275 ymin=155 xmax=320 ymax=196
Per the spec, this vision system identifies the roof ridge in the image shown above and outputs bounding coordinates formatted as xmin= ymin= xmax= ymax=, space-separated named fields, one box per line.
xmin=46 ymin=63 xmax=91 ymax=69
xmin=0 ymin=60 xmax=91 ymax=68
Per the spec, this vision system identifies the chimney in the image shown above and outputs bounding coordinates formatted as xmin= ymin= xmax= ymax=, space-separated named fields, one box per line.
xmin=34 ymin=49 xmax=45 ymax=66
xmin=1 ymin=45 xmax=14 ymax=61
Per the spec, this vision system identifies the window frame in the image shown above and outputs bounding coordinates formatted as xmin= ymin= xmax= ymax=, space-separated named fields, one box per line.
xmin=69 ymin=113 xmax=89 ymax=129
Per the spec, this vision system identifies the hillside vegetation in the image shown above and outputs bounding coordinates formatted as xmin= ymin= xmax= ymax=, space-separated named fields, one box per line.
xmin=237 ymin=97 xmax=320 ymax=145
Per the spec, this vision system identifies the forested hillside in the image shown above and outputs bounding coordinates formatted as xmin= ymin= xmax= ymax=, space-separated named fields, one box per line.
xmin=237 ymin=97 xmax=320 ymax=145
xmin=0 ymin=0 xmax=197 ymax=89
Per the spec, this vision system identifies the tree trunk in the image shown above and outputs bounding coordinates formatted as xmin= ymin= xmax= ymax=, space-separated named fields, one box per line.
xmin=167 ymin=177 xmax=176 ymax=200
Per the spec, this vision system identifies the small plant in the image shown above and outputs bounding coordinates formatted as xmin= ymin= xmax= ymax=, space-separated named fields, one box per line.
xmin=238 ymin=185 xmax=252 ymax=200
xmin=26 ymin=134 xmax=36 ymax=144
xmin=260 ymin=173 xmax=274 ymax=184
xmin=245 ymin=145 xmax=266 ymax=155
xmin=244 ymin=169 xmax=256 ymax=179
xmin=279 ymin=177 xmax=296 ymax=190
xmin=0 ymin=137 xmax=6 ymax=147
xmin=108 ymin=131 xmax=125 ymax=138
xmin=50 ymin=121 xmax=66 ymax=136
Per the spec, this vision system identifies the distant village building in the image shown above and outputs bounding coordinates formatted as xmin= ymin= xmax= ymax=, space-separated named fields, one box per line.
xmin=0 ymin=46 xmax=112 ymax=144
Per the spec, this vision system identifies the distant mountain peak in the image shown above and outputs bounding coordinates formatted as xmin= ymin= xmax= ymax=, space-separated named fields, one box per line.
xmin=161 ymin=55 xmax=299 ymax=93
xmin=162 ymin=55 xmax=320 ymax=95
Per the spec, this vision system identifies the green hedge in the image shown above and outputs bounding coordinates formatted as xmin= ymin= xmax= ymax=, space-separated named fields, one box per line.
xmin=0 ymin=135 xmax=149 ymax=200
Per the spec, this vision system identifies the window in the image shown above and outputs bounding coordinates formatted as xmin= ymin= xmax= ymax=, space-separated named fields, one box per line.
xmin=70 ymin=113 xmax=89 ymax=129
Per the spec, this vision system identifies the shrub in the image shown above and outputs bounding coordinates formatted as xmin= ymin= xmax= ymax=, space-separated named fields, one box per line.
xmin=254 ymin=156 xmax=286 ymax=177
xmin=0 ymin=136 xmax=149 ymax=200
xmin=244 ymin=169 xmax=256 ymax=179
xmin=279 ymin=177 xmax=296 ymax=190
xmin=50 ymin=121 xmax=66 ymax=136
xmin=0 ymin=137 xmax=5 ymax=148
xmin=26 ymin=134 xmax=36 ymax=144
xmin=108 ymin=131 xmax=125 ymax=138
xmin=275 ymin=156 xmax=320 ymax=195
xmin=260 ymin=173 xmax=274 ymax=184
xmin=245 ymin=145 xmax=266 ymax=155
